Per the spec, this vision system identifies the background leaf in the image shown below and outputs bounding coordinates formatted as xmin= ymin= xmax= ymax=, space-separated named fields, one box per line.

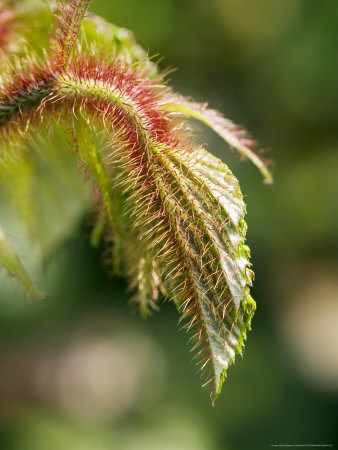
xmin=0 ymin=225 xmax=43 ymax=298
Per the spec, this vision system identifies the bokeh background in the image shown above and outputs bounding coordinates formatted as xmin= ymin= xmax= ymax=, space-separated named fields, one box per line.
xmin=1 ymin=0 xmax=338 ymax=449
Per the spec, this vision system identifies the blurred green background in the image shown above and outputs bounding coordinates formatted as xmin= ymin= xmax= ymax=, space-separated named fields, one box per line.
xmin=1 ymin=0 xmax=338 ymax=449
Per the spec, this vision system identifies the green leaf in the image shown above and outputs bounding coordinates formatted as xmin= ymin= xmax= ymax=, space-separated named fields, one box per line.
xmin=72 ymin=117 xmax=124 ymax=272
xmin=107 ymin=131 xmax=256 ymax=400
xmin=148 ymin=145 xmax=256 ymax=401
xmin=0 ymin=226 xmax=43 ymax=299
xmin=160 ymin=97 xmax=273 ymax=183
xmin=89 ymin=208 xmax=107 ymax=247
xmin=80 ymin=14 xmax=158 ymax=75
xmin=0 ymin=0 xmax=52 ymax=64
xmin=52 ymin=0 xmax=91 ymax=67
xmin=0 ymin=126 xmax=90 ymax=265
xmin=73 ymin=117 xmax=118 ymax=231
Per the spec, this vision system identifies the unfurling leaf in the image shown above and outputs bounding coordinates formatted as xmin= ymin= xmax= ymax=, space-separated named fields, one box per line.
xmin=0 ymin=0 xmax=271 ymax=401
xmin=160 ymin=96 xmax=273 ymax=184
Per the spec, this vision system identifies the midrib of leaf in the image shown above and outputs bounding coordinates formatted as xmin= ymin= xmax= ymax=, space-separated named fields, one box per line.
xmin=166 ymin=149 xmax=253 ymax=288
xmin=150 ymin=146 xmax=250 ymax=305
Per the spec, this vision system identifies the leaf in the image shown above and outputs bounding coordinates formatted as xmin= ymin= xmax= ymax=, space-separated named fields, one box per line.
xmin=104 ymin=121 xmax=256 ymax=399
xmin=0 ymin=0 xmax=53 ymax=64
xmin=52 ymin=0 xmax=91 ymax=67
xmin=72 ymin=117 xmax=124 ymax=271
xmin=72 ymin=117 xmax=118 ymax=231
xmin=147 ymin=145 xmax=256 ymax=401
xmin=0 ymin=126 xmax=90 ymax=265
xmin=127 ymin=247 xmax=163 ymax=317
xmin=89 ymin=208 xmax=107 ymax=247
xmin=160 ymin=96 xmax=273 ymax=183
xmin=0 ymin=226 xmax=43 ymax=299
xmin=79 ymin=13 xmax=159 ymax=77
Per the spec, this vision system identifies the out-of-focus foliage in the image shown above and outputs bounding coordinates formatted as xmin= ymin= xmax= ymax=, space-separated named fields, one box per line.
xmin=0 ymin=126 xmax=90 ymax=263
xmin=0 ymin=225 xmax=42 ymax=298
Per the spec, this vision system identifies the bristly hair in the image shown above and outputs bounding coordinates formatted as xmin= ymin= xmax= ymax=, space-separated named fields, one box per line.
xmin=0 ymin=0 xmax=272 ymax=402
xmin=0 ymin=6 xmax=14 ymax=52
xmin=52 ymin=0 xmax=91 ymax=67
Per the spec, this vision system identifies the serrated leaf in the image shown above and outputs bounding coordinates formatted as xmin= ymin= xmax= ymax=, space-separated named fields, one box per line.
xmin=51 ymin=0 xmax=90 ymax=67
xmin=149 ymin=145 xmax=256 ymax=400
xmin=105 ymin=130 xmax=256 ymax=399
xmin=160 ymin=97 xmax=273 ymax=183
xmin=0 ymin=226 xmax=43 ymax=298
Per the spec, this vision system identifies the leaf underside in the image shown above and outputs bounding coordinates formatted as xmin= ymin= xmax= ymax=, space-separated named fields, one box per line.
xmin=0 ymin=0 xmax=271 ymax=401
